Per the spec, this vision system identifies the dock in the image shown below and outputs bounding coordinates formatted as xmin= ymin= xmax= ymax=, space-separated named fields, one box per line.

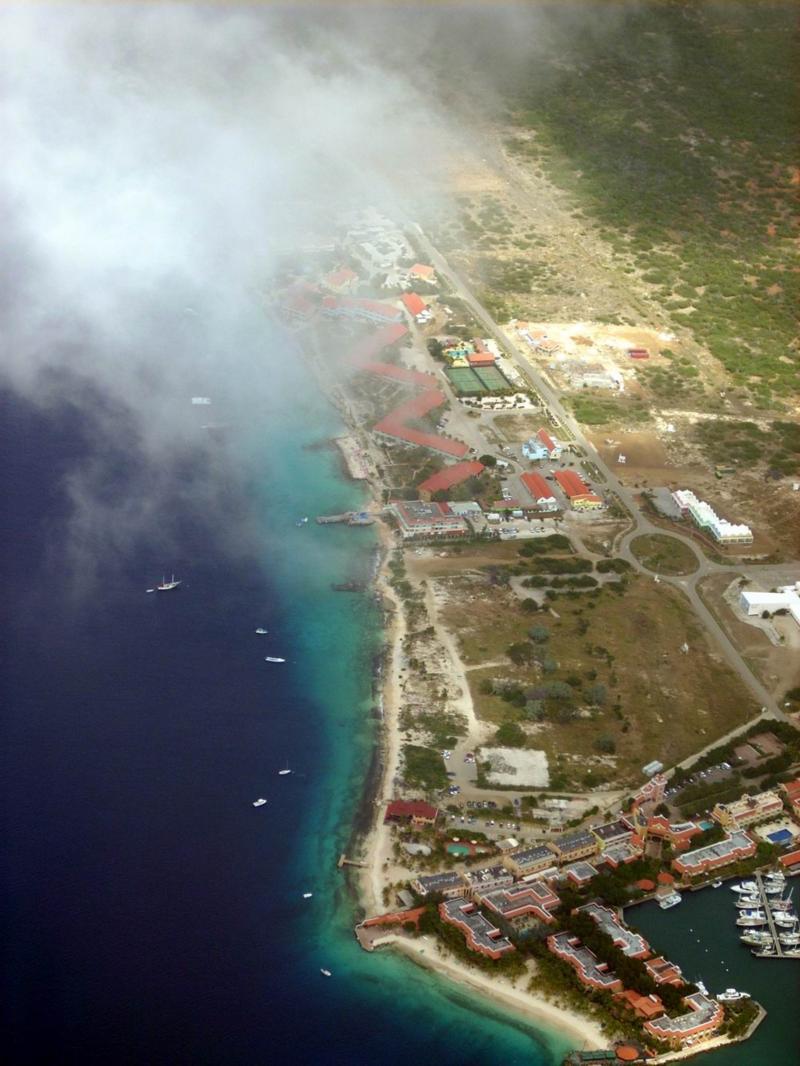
xmin=746 ymin=871 xmax=797 ymax=959
xmin=338 ymin=853 xmax=368 ymax=869
xmin=316 ymin=511 xmax=376 ymax=526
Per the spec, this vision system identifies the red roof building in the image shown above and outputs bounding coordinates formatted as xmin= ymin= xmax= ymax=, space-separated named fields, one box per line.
xmin=408 ymin=263 xmax=436 ymax=283
xmin=536 ymin=428 xmax=559 ymax=457
xmin=645 ymin=956 xmax=684 ymax=986
xmin=401 ymin=292 xmax=427 ymax=317
xmin=374 ymin=391 xmax=469 ymax=457
xmin=521 ymin=472 xmax=557 ymax=504
xmin=467 ymin=351 xmax=495 ymax=367
xmin=349 ymin=323 xmax=409 ymax=366
xmin=628 ymin=348 xmax=650 ymax=359
xmin=418 ymin=461 xmax=485 ymax=500
xmin=384 ymin=800 xmax=439 ymax=826
xmin=779 ymin=848 xmax=800 ymax=869
xmin=323 ymin=267 xmax=358 ymax=293
xmin=553 ymin=469 xmax=590 ymax=498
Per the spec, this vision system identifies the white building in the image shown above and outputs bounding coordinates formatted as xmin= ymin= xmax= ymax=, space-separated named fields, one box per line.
xmin=672 ymin=489 xmax=752 ymax=544
xmin=740 ymin=581 xmax=800 ymax=627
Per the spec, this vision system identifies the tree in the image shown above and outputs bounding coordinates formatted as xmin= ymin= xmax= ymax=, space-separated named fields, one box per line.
xmin=507 ymin=641 xmax=535 ymax=665
xmin=478 ymin=453 xmax=497 ymax=467
xmin=528 ymin=625 xmax=550 ymax=644
xmin=593 ymin=735 xmax=616 ymax=754
xmin=586 ymin=683 xmax=608 ymax=707
xmin=520 ymin=599 xmax=540 ymax=614
xmin=495 ymin=721 xmax=525 ymax=747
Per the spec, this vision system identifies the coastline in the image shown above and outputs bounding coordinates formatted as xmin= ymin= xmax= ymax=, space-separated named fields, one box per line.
xmin=315 ymin=379 xmax=610 ymax=1054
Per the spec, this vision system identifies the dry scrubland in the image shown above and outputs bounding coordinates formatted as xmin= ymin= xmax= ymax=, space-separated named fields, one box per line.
xmin=436 ymin=562 xmax=757 ymax=790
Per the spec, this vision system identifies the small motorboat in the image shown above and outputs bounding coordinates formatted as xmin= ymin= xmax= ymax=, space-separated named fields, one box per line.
xmin=303 ymin=892 xmax=313 ymax=899
xmin=711 ymin=879 xmax=723 ymax=888
xmin=265 ymin=657 xmax=286 ymax=663
xmin=296 ymin=517 xmax=309 ymax=527
xmin=252 ymin=798 xmax=267 ymax=808
xmin=731 ymin=881 xmax=758 ymax=894
xmin=320 ymin=968 xmax=332 ymax=977
xmin=255 ymin=628 xmax=268 ymax=635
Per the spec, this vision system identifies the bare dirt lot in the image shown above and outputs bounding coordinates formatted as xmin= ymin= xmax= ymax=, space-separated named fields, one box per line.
xmin=436 ymin=571 xmax=759 ymax=791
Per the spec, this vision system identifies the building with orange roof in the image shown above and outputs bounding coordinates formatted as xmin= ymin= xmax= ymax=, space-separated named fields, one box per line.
xmin=400 ymin=292 xmax=428 ymax=319
xmin=780 ymin=778 xmax=800 ymax=819
xmin=645 ymin=816 xmax=702 ymax=852
xmin=520 ymin=472 xmax=559 ymax=511
xmin=536 ymin=427 xmax=561 ymax=459
xmin=323 ymin=267 xmax=359 ymax=294
xmin=779 ymin=847 xmax=800 ymax=870
xmin=644 ymin=956 xmax=684 ymax=986
xmin=671 ymin=830 xmax=755 ymax=879
xmin=643 ymin=992 xmax=724 ymax=1047
xmin=408 ymin=263 xmax=436 ymax=284
xmin=418 ymin=461 xmax=485 ymax=501
xmin=617 ymin=989 xmax=665 ymax=1020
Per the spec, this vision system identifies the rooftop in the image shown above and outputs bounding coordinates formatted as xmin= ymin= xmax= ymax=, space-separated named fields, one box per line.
xmin=418 ymin=461 xmax=485 ymax=495
xmin=440 ymin=898 xmax=514 ymax=956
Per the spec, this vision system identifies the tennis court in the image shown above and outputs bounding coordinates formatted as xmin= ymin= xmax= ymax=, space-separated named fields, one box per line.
xmin=474 ymin=366 xmax=511 ymax=391
xmin=445 ymin=367 xmax=484 ymax=394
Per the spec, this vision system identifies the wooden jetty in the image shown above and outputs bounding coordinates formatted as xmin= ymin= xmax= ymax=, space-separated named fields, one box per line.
xmin=338 ymin=853 xmax=368 ymax=870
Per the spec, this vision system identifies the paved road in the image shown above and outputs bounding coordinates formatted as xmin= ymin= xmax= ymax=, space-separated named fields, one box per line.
xmin=408 ymin=222 xmax=793 ymax=723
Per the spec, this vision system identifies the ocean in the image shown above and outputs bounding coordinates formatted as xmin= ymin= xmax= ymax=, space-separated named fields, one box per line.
xmin=0 ymin=345 xmax=570 ymax=1066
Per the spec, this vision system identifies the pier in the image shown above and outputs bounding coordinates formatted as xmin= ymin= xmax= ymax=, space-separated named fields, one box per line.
xmin=744 ymin=871 xmax=797 ymax=959
xmin=337 ymin=853 xmax=368 ymax=869
xmin=316 ymin=511 xmax=376 ymax=526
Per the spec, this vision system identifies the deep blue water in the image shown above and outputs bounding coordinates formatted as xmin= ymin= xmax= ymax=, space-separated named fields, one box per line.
xmin=0 ymin=364 xmax=569 ymax=1066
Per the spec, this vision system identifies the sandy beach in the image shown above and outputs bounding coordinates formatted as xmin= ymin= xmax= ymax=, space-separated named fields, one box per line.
xmin=349 ymin=477 xmax=609 ymax=1055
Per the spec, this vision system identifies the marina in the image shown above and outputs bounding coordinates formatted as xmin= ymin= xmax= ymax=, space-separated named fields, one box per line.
xmin=732 ymin=872 xmax=797 ymax=960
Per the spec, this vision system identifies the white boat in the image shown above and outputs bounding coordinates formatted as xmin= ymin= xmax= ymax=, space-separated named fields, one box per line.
xmin=278 ymin=763 xmax=292 ymax=776
xmin=320 ymin=968 xmax=332 ymax=977
xmin=145 ymin=588 xmax=155 ymax=593
xmin=265 ymin=657 xmax=285 ymax=663
xmin=735 ymin=895 xmax=760 ymax=908
xmin=157 ymin=574 xmax=181 ymax=591
xmin=773 ymin=913 xmax=798 ymax=928
xmin=711 ymin=879 xmax=723 ymax=888
xmin=303 ymin=892 xmax=313 ymax=899
xmin=740 ymin=930 xmax=772 ymax=944
xmin=752 ymin=944 xmax=776 ymax=957
xmin=763 ymin=882 xmax=784 ymax=895
xmin=783 ymin=947 xmax=800 ymax=957
xmin=255 ymin=628 xmax=268 ymax=635
xmin=717 ymin=988 xmax=750 ymax=1003
xmin=736 ymin=912 xmax=767 ymax=926
xmin=778 ymin=932 xmax=800 ymax=945
xmin=658 ymin=892 xmax=682 ymax=910
xmin=296 ymin=517 xmax=309 ymax=527
xmin=252 ymin=798 xmax=267 ymax=807
xmin=731 ymin=881 xmax=758 ymax=894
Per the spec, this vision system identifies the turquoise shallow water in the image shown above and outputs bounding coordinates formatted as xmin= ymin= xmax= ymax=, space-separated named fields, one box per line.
xmin=628 ymin=888 xmax=799 ymax=1065
xmin=255 ymin=354 xmax=575 ymax=1064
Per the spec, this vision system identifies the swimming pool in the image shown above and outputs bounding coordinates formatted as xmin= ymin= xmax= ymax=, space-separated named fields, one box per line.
xmin=446 ymin=844 xmax=470 ymax=856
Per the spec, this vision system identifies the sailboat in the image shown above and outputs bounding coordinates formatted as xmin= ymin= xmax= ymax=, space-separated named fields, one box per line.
xmin=265 ymin=657 xmax=285 ymax=663
xmin=157 ymin=574 xmax=181 ymax=591
xmin=278 ymin=762 xmax=292 ymax=776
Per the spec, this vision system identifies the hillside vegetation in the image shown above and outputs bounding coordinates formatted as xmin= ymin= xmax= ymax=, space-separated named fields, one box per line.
xmin=500 ymin=1 xmax=798 ymax=403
